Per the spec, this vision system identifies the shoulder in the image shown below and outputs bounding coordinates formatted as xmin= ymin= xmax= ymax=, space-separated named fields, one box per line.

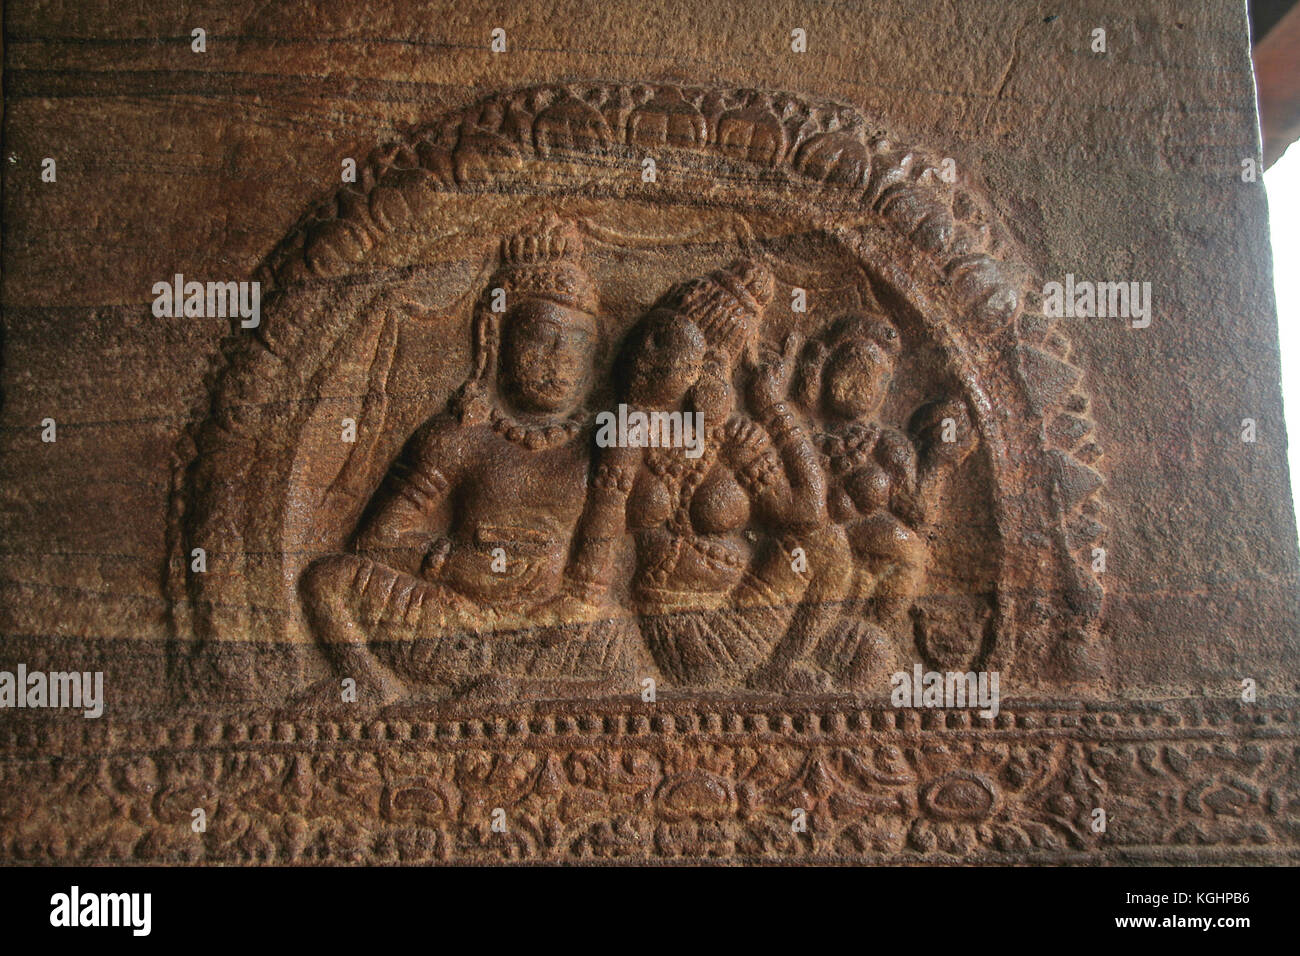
xmin=403 ymin=413 xmax=475 ymax=470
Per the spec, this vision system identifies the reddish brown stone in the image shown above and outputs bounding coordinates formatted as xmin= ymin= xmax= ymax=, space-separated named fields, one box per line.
xmin=1 ymin=0 xmax=1295 ymax=864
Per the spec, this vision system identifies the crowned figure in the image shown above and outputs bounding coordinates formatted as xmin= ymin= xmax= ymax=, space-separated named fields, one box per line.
xmin=300 ymin=215 xmax=628 ymax=702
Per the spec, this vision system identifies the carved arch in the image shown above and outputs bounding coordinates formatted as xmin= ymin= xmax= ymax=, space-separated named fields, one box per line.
xmin=166 ymin=82 xmax=1106 ymax=700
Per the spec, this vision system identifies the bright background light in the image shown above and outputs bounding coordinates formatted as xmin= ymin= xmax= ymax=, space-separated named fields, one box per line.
xmin=1266 ymin=142 xmax=1300 ymax=536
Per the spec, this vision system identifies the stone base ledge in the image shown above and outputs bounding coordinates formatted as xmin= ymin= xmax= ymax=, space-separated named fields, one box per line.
xmin=1 ymin=697 xmax=1296 ymax=864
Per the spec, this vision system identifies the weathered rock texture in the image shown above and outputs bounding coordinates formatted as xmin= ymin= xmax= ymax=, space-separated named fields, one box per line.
xmin=1 ymin=0 xmax=1297 ymax=863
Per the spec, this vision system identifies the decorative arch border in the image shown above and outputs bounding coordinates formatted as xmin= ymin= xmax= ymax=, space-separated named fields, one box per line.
xmin=167 ymin=82 xmax=1107 ymax=698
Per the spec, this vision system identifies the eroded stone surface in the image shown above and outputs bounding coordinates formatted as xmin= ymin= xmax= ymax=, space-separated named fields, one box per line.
xmin=1 ymin=0 xmax=1297 ymax=864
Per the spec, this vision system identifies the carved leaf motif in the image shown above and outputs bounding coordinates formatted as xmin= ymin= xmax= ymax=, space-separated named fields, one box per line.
xmin=453 ymin=127 xmax=523 ymax=184
xmin=716 ymin=103 xmax=788 ymax=164
xmin=533 ymin=95 xmax=615 ymax=157
xmin=627 ymin=88 xmax=708 ymax=148
xmin=794 ymin=131 xmax=871 ymax=188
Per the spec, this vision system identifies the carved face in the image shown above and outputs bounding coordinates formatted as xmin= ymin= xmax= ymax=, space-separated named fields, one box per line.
xmin=823 ymin=335 xmax=895 ymax=420
xmin=499 ymin=298 xmax=596 ymax=413
xmin=620 ymin=312 xmax=707 ymax=409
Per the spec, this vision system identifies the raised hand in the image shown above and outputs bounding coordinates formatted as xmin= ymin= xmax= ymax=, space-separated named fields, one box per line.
xmin=745 ymin=331 xmax=803 ymax=418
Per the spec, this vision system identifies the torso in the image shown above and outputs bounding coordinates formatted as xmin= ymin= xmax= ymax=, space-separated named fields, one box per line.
xmin=627 ymin=438 xmax=751 ymax=603
xmin=438 ymin=423 xmax=591 ymax=606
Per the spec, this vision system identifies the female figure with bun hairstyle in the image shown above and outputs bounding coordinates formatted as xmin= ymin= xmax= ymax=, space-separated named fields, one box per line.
xmin=562 ymin=260 xmax=828 ymax=688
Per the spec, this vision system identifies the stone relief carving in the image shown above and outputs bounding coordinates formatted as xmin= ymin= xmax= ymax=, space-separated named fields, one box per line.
xmin=298 ymin=215 xmax=628 ymax=704
xmin=3 ymin=702 xmax=1295 ymax=863
xmin=294 ymin=217 xmax=984 ymax=703
xmin=5 ymin=80 xmax=1292 ymax=868
xmin=167 ymin=82 xmax=1108 ymax=706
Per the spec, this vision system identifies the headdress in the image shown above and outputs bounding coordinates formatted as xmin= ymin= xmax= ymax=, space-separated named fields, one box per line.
xmin=793 ymin=312 xmax=901 ymax=412
xmin=455 ymin=215 xmax=599 ymax=424
xmin=825 ymin=312 xmax=901 ymax=361
xmin=489 ymin=213 xmax=599 ymax=316
xmin=656 ymin=259 xmax=774 ymax=363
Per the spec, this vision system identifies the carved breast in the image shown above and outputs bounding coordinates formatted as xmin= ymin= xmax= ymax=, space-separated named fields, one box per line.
xmin=690 ymin=465 xmax=750 ymax=535
xmin=627 ymin=471 xmax=674 ymax=530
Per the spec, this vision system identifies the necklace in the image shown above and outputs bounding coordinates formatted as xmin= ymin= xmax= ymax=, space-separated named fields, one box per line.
xmin=488 ymin=403 xmax=583 ymax=450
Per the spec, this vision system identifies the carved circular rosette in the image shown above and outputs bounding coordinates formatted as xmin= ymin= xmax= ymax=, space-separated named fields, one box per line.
xmin=170 ymin=82 xmax=1107 ymax=699
xmin=5 ymin=701 xmax=1297 ymax=864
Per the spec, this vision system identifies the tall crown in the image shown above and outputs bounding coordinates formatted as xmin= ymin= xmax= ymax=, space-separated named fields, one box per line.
xmin=663 ymin=259 xmax=774 ymax=361
xmin=491 ymin=214 xmax=599 ymax=315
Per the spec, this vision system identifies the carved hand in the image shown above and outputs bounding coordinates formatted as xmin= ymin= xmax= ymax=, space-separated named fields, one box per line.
xmin=745 ymin=332 xmax=803 ymax=418
xmin=420 ymin=537 xmax=453 ymax=579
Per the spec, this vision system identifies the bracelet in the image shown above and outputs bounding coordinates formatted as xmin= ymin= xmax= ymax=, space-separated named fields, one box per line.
xmin=765 ymin=409 xmax=801 ymax=445
xmin=593 ymin=461 xmax=635 ymax=493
